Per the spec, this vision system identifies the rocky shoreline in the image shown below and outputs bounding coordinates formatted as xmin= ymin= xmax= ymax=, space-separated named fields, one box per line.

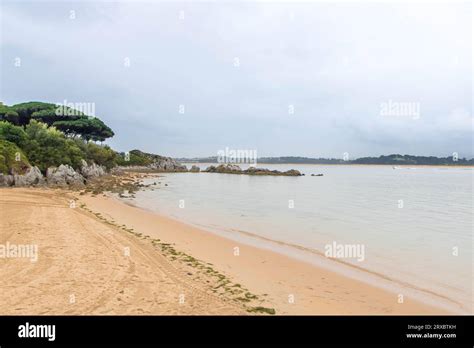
xmin=121 ymin=163 xmax=302 ymax=176
xmin=0 ymin=159 xmax=106 ymax=188
xmin=1 ymin=155 xmax=303 ymax=189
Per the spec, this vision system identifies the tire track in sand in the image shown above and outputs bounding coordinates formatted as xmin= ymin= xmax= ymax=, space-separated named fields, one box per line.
xmin=0 ymin=188 xmax=243 ymax=315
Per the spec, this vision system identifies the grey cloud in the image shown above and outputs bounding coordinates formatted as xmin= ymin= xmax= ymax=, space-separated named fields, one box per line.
xmin=0 ymin=1 xmax=471 ymax=158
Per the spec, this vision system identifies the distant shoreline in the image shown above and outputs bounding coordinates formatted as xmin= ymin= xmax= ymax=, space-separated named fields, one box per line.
xmin=180 ymin=162 xmax=474 ymax=168
xmin=176 ymin=154 xmax=474 ymax=167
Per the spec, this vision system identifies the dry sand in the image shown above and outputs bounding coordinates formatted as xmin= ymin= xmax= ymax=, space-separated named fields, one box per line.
xmin=0 ymin=187 xmax=448 ymax=315
xmin=0 ymin=188 xmax=243 ymax=315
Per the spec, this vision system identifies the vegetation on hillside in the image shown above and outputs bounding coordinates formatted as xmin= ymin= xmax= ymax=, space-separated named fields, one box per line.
xmin=0 ymin=139 xmax=30 ymax=174
xmin=115 ymin=149 xmax=165 ymax=166
xmin=350 ymin=154 xmax=474 ymax=165
xmin=0 ymin=101 xmax=117 ymax=174
xmin=258 ymin=155 xmax=473 ymax=165
xmin=21 ymin=120 xmax=85 ymax=172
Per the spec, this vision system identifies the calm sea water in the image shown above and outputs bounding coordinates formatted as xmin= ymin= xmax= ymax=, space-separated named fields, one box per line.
xmin=127 ymin=164 xmax=473 ymax=313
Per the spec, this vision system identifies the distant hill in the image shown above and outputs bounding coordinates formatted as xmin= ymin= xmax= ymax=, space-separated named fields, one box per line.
xmin=351 ymin=154 xmax=473 ymax=166
xmin=176 ymin=154 xmax=474 ymax=166
xmin=175 ymin=156 xmax=219 ymax=163
xmin=258 ymin=157 xmax=345 ymax=164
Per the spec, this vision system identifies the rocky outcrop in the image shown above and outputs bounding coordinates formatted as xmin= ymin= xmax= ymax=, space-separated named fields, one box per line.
xmin=80 ymin=160 xmax=106 ymax=179
xmin=1 ymin=162 xmax=107 ymax=188
xmin=13 ymin=166 xmax=45 ymax=186
xmin=118 ymin=149 xmax=188 ymax=172
xmin=147 ymin=157 xmax=188 ymax=172
xmin=46 ymin=165 xmax=85 ymax=187
xmin=203 ymin=164 xmax=302 ymax=176
xmin=0 ymin=174 xmax=14 ymax=187
xmin=204 ymin=164 xmax=240 ymax=173
xmin=280 ymin=169 xmax=302 ymax=176
xmin=189 ymin=165 xmax=200 ymax=173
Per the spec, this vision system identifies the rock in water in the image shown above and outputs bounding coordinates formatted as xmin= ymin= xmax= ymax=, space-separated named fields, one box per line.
xmin=203 ymin=164 xmax=242 ymax=173
xmin=283 ymin=169 xmax=302 ymax=176
xmin=203 ymin=164 xmax=302 ymax=176
xmin=226 ymin=164 xmax=242 ymax=172
xmin=189 ymin=165 xmax=200 ymax=172
xmin=148 ymin=157 xmax=188 ymax=172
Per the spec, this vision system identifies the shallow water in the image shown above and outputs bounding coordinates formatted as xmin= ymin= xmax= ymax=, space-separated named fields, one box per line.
xmin=128 ymin=164 xmax=473 ymax=312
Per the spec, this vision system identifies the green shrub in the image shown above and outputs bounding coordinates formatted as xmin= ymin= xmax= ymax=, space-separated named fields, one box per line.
xmin=0 ymin=139 xmax=30 ymax=174
xmin=23 ymin=120 xmax=85 ymax=172
xmin=115 ymin=149 xmax=157 ymax=166
xmin=0 ymin=121 xmax=28 ymax=147
xmin=74 ymin=140 xmax=118 ymax=169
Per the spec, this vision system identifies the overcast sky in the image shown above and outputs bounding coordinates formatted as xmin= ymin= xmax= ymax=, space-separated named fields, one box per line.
xmin=0 ymin=1 xmax=472 ymax=158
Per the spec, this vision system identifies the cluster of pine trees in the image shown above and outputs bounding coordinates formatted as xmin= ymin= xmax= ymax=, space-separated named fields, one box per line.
xmin=0 ymin=101 xmax=117 ymax=174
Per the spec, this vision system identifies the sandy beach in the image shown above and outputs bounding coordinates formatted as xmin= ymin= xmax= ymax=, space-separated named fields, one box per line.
xmin=0 ymin=186 xmax=449 ymax=315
